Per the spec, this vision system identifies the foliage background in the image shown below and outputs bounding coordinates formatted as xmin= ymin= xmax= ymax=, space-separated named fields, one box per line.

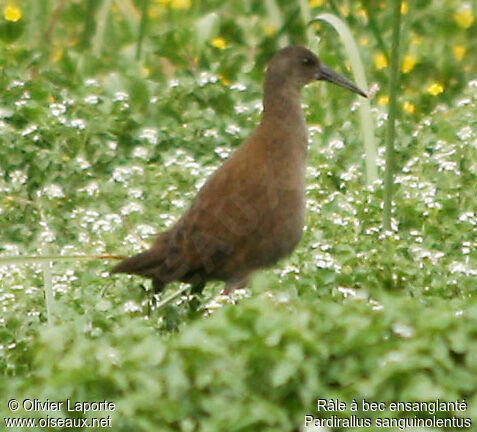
xmin=0 ymin=0 xmax=476 ymax=431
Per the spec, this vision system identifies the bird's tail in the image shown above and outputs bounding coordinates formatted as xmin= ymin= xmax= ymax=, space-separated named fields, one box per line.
xmin=111 ymin=231 xmax=171 ymax=276
xmin=110 ymin=248 xmax=162 ymax=276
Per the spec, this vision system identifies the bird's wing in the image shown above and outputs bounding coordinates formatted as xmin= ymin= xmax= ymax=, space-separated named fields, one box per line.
xmin=111 ymin=152 xmax=265 ymax=284
xmin=160 ymin=147 xmax=277 ymax=282
xmin=113 ymin=135 xmax=287 ymax=284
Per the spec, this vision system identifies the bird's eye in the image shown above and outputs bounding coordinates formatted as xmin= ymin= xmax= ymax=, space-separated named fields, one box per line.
xmin=302 ymin=57 xmax=312 ymax=66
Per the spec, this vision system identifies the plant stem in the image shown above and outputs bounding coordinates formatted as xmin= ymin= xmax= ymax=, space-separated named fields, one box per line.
xmin=45 ymin=0 xmax=67 ymax=45
xmin=363 ymin=3 xmax=389 ymax=63
xmin=383 ymin=0 xmax=402 ymax=230
xmin=81 ymin=0 xmax=97 ymax=48
xmin=93 ymin=0 xmax=113 ymax=56
xmin=42 ymin=244 xmax=54 ymax=325
xmin=136 ymin=0 xmax=150 ymax=60
xmin=114 ymin=0 xmax=140 ymax=32
xmin=0 ymin=255 xmax=125 ymax=265
xmin=156 ymin=285 xmax=189 ymax=310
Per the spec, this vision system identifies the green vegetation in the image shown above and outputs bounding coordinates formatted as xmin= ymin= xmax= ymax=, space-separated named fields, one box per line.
xmin=1 ymin=1 xmax=476 ymax=431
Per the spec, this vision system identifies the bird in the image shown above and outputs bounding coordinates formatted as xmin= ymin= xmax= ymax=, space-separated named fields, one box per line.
xmin=111 ymin=45 xmax=367 ymax=294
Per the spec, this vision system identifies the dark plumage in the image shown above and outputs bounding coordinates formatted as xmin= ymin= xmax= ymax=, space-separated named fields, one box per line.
xmin=111 ymin=45 xmax=367 ymax=293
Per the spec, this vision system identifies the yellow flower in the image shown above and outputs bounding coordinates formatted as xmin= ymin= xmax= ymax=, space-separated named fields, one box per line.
xmin=3 ymin=4 xmax=22 ymax=22
xmin=142 ymin=66 xmax=151 ymax=77
xmin=377 ymin=95 xmax=389 ymax=106
xmin=374 ymin=53 xmax=388 ymax=70
xmin=309 ymin=0 xmax=323 ymax=7
xmin=359 ymin=37 xmax=369 ymax=46
xmin=68 ymin=37 xmax=79 ymax=47
xmin=50 ymin=46 xmax=63 ymax=63
xmin=338 ymin=4 xmax=349 ymax=16
xmin=401 ymin=55 xmax=417 ymax=73
xmin=410 ymin=36 xmax=422 ymax=45
xmin=400 ymin=2 xmax=409 ymax=15
xmin=454 ymin=5 xmax=474 ymax=29
xmin=427 ymin=82 xmax=444 ymax=96
xmin=148 ymin=8 xmax=159 ymax=18
xmin=263 ymin=24 xmax=277 ymax=37
xmin=211 ymin=37 xmax=226 ymax=50
xmin=311 ymin=21 xmax=321 ymax=31
xmin=356 ymin=9 xmax=367 ymax=19
xmin=219 ymin=75 xmax=230 ymax=86
xmin=453 ymin=45 xmax=466 ymax=61
xmin=170 ymin=0 xmax=191 ymax=10
xmin=402 ymin=101 xmax=415 ymax=114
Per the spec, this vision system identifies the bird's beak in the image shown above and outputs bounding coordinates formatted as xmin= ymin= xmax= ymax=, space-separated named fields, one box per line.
xmin=318 ymin=64 xmax=368 ymax=98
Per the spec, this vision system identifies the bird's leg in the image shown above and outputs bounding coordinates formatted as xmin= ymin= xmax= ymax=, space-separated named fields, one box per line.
xmin=188 ymin=281 xmax=206 ymax=314
xmin=138 ymin=283 xmax=154 ymax=316
xmin=190 ymin=281 xmax=206 ymax=295
xmin=223 ymin=275 xmax=249 ymax=295
xmin=152 ymin=278 xmax=164 ymax=293
xmin=140 ymin=279 xmax=164 ymax=314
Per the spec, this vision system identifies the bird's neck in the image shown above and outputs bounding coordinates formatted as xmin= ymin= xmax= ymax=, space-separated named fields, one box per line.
xmin=253 ymin=76 xmax=308 ymax=169
xmin=261 ymin=77 xmax=305 ymax=132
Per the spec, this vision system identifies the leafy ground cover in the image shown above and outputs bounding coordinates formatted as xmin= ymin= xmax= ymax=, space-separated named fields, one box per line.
xmin=0 ymin=1 xmax=476 ymax=431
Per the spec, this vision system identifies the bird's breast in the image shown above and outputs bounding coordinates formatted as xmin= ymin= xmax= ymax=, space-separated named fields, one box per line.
xmin=256 ymin=135 xmax=308 ymax=259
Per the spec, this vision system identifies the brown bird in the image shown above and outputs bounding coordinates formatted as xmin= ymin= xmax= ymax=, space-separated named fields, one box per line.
xmin=112 ymin=45 xmax=367 ymax=294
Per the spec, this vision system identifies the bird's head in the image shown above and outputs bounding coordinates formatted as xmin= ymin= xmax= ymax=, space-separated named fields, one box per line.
xmin=266 ymin=45 xmax=367 ymax=98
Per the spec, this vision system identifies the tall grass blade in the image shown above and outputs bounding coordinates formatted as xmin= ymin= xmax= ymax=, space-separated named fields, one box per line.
xmin=0 ymin=255 xmax=124 ymax=266
xmin=28 ymin=0 xmax=41 ymax=49
xmin=41 ymin=245 xmax=54 ymax=325
xmin=195 ymin=12 xmax=218 ymax=51
xmin=383 ymin=0 xmax=402 ymax=230
xmin=92 ymin=0 xmax=113 ymax=56
xmin=114 ymin=0 xmax=140 ymax=32
xmin=311 ymin=13 xmax=377 ymax=184
xmin=156 ymin=285 xmax=189 ymax=310
xmin=136 ymin=0 xmax=150 ymax=60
